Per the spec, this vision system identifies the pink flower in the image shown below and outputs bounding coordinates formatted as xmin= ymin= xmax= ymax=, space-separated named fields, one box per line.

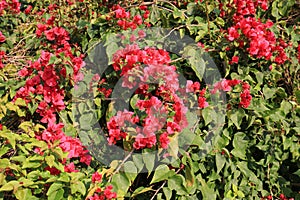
xmin=186 ymin=80 xmax=200 ymax=93
xmin=45 ymin=29 xmax=55 ymax=40
xmin=18 ymin=67 xmax=29 ymax=77
xmin=227 ymin=27 xmax=239 ymax=41
xmin=167 ymin=122 xmax=181 ymax=134
xmin=64 ymin=162 xmax=79 ymax=173
xmin=269 ymin=65 xmax=273 ymax=70
xmin=138 ymin=30 xmax=146 ymax=38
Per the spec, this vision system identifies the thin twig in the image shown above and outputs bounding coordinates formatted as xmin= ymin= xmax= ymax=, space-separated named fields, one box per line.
xmin=108 ymin=149 xmax=134 ymax=182
xmin=150 ymin=168 xmax=182 ymax=200
xmin=161 ymin=25 xmax=186 ymax=40
xmin=169 ymin=57 xmax=185 ymax=63
xmin=205 ymin=0 xmax=211 ymax=40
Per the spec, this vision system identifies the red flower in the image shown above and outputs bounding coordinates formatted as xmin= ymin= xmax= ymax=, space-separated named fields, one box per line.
xmin=0 ymin=124 xmax=2 ymax=130
xmin=231 ymin=56 xmax=239 ymax=64
xmin=134 ymin=133 xmax=156 ymax=149
xmin=0 ymin=31 xmax=6 ymax=42
xmin=108 ymin=129 xmax=127 ymax=145
xmin=186 ymin=80 xmax=200 ymax=93
xmin=45 ymin=166 xmax=61 ymax=175
xmin=36 ymin=24 xmax=48 ymax=37
xmin=239 ymin=89 xmax=252 ymax=108
xmin=104 ymin=185 xmax=117 ymax=199
xmin=40 ymin=67 xmax=58 ymax=87
xmin=198 ymin=96 xmax=209 ymax=108
xmin=24 ymin=5 xmax=32 ymax=14
xmin=143 ymin=10 xmax=150 ymax=19
xmin=92 ymin=172 xmax=102 ymax=183
xmin=159 ymin=132 xmax=170 ymax=149
xmin=167 ymin=121 xmax=181 ymax=134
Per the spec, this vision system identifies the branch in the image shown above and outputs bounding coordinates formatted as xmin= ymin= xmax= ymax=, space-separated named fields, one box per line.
xmin=108 ymin=149 xmax=134 ymax=182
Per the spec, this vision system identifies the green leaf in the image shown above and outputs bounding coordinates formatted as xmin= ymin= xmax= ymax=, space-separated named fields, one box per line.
xmin=14 ymin=98 xmax=26 ymax=106
xmin=0 ymin=181 xmax=19 ymax=192
xmin=185 ymin=165 xmax=195 ymax=188
xmin=131 ymin=187 xmax=153 ymax=198
xmin=142 ymin=151 xmax=156 ymax=172
xmin=202 ymin=107 xmax=213 ymax=125
xmin=57 ymin=173 xmax=71 ymax=183
xmin=0 ymin=158 xmax=10 ymax=168
xmin=216 ymin=153 xmax=226 ymax=174
xmin=184 ymin=46 xmax=206 ymax=81
xmin=168 ymin=134 xmax=179 ymax=159
xmin=78 ymin=102 xmax=87 ymax=115
xmin=215 ymin=17 xmax=225 ymax=26
xmin=293 ymin=169 xmax=300 ymax=177
xmin=47 ymin=183 xmax=63 ymax=196
xmin=295 ymin=90 xmax=300 ymax=104
xmin=150 ymin=164 xmax=172 ymax=184
xmin=280 ymin=100 xmax=292 ymax=115
xmin=173 ymin=8 xmax=184 ymax=19
xmin=229 ymin=109 xmax=245 ymax=129
xmin=198 ymin=176 xmax=217 ymax=200
xmin=48 ymin=188 xmax=64 ymax=200
xmin=106 ymin=42 xmax=119 ymax=64
xmin=79 ymin=113 xmax=95 ymax=130
xmin=163 ymin=187 xmax=172 ymax=200
xmin=263 ymin=86 xmax=276 ymax=100
xmin=237 ymin=190 xmax=245 ymax=198
xmin=45 ymin=155 xmax=55 ymax=168
xmin=111 ymin=172 xmax=130 ymax=197
xmin=168 ymin=174 xmax=188 ymax=195
xmin=132 ymin=154 xmax=144 ymax=173
xmin=15 ymin=188 xmax=37 ymax=200
xmin=123 ymin=161 xmax=137 ymax=182
xmin=71 ymin=181 xmax=86 ymax=195
xmin=231 ymin=132 xmax=248 ymax=160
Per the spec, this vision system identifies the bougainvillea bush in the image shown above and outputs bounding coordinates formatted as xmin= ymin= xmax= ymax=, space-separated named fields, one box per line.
xmin=0 ymin=0 xmax=299 ymax=199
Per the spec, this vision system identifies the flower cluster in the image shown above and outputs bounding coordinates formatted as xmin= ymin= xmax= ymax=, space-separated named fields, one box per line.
xmin=15 ymin=20 xmax=91 ymax=169
xmin=0 ymin=0 xmax=21 ymax=15
xmin=0 ymin=31 xmax=6 ymax=69
xmin=88 ymin=172 xmax=117 ymax=200
xmin=211 ymin=79 xmax=252 ymax=108
xmin=232 ymin=0 xmax=268 ymax=21
xmin=0 ymin=50 xmax=5 ymax=69
xmin=105 ymin=42 xmax=211 ymax=150
xmin=186 ymin=80 xmax=208 ymax=109
xmin=226 ymin=0 xmax=288 ymax=65
xmin=111 ymin=5 xmax=150 ymax=30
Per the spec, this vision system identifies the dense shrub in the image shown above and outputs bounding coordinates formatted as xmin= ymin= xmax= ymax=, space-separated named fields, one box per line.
xmin=0 ymin=0 xmax=299 ymax=199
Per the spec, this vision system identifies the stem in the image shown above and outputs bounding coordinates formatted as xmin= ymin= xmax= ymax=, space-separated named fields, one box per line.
xmin=205 ymin=0 xmax=211 ymax=40
xmin=150 ymin=168 xmax=182 ymax=200
xmin=108 ymin=149 xmax=134 ymax=182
